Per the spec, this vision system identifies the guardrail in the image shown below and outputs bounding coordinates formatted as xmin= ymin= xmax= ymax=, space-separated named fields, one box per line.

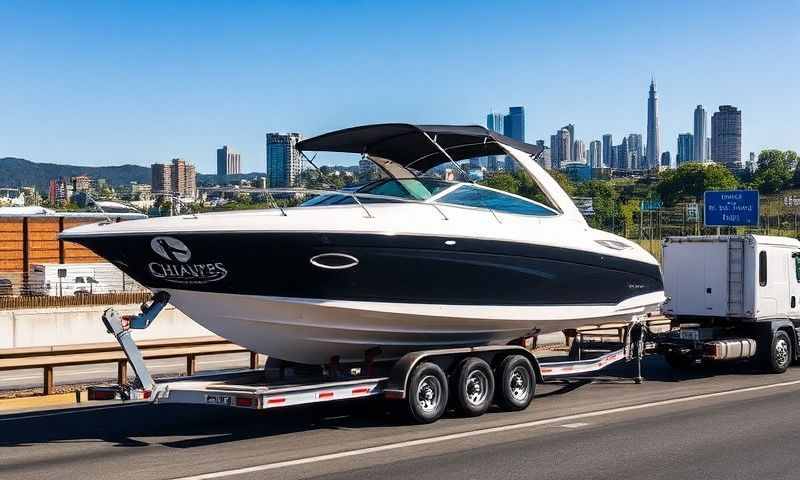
xmin=0 ymin=292 xmax=152 ymax=310
xmin=0 ymin=336 xmax=257 ymax=395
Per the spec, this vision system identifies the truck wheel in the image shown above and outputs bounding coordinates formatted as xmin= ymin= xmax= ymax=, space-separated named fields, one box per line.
xmin=406 ymin=362 xmax=448 ymax=424
xmin=766 ymin=331 xmax=792 ymax=374
xmin=495 ymin=355 xmax=535 ymax=411
xmin=453 ymin=357 xmax=494 ymax=417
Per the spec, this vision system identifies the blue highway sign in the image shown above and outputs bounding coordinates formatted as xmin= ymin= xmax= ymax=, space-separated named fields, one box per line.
xmin=704 ymin=190 xmax=759 ymax=226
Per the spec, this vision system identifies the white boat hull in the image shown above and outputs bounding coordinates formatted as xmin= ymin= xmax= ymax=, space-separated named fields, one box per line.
xmin=165 ymin=288 xmax=665 ymax=364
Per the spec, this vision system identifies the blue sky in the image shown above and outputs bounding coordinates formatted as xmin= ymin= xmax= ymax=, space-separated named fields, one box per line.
xmin=1 ymin=0 xmax=798 ymax=173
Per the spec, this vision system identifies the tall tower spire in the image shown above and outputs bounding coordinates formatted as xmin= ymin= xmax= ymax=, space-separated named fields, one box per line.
xmin=646 ymin=79 xmax=661 ymax=169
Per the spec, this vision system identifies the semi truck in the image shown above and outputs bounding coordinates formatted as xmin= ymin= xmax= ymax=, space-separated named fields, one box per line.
xmin=660 ymin=235 xmax=800 ymax=373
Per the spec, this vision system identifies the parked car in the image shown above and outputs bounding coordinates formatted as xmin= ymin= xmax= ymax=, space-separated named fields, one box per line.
xmin=0 ymin=278 xmax=12 ymax=296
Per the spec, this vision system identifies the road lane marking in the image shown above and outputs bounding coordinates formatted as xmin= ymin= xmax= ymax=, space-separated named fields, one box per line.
xmin=560 ymin=422 xmax=591 ymax=428
xmin=167 ymin=378 xmax=800 ymax=480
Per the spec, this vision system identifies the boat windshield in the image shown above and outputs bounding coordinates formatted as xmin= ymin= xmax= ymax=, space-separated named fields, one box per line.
xmin=301 ymin=178 xmax=454 ymax=206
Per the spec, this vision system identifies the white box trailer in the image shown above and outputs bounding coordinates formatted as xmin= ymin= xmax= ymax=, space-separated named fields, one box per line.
xmin=663 ymin=235 xmax=800 ymax=320
xmin=28 ymin=262 xmax=143 ymax=296
xmin=659 ymin=235 xmax=800 ymax=373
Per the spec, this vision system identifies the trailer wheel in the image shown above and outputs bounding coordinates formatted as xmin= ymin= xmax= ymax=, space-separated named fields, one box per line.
xmin=406 ymin=362 xmax=448 ymax=424
xmin=495 ymin=355 xmax=535 ymax=411
xmin=766 ymin=330 xmax=792 ymax=374
xmin=453 ymin=357 xmax=494 ymax=417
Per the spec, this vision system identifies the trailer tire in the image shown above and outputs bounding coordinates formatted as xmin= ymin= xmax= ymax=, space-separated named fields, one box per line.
xmin=495 ymin=355 xmax=535 ymax=411
xmin=453 ymin=357 xmax=494 ymax=417
xmin=406 ymin=362 xmax=448 ymax=424
xmin=765 ymin=330 xmax=792 ymax=374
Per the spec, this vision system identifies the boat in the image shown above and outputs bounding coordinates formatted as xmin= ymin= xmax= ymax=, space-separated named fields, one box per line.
xmin=60 ymin=124 xmax=664 ymax=364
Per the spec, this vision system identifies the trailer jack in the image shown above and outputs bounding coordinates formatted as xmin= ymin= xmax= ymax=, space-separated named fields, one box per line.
xmin=100 ymin=291 xmax=171 ymax=397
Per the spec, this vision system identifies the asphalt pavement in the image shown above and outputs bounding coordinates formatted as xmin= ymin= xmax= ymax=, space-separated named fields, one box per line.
xmin=2 ymin=357 xmax=800 ymax=480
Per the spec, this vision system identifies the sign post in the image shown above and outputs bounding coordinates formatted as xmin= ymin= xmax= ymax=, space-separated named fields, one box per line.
xmin=703 ymin=190 xmax=759 ymax=233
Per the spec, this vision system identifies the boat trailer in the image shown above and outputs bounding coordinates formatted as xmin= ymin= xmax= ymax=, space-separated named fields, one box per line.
xmin=92 ymin=293 xmax=651 ymax=418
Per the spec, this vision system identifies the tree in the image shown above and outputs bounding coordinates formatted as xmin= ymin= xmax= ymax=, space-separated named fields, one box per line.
xmin=655 ymin=163 xmax=738 ymax=206
xmin=480 ymin=173 xmax=520 ymax=195
xmin=574 ymin=180 xmax=619 ymax=230
xmin=753 ymin=150 xmax=792 ymax=193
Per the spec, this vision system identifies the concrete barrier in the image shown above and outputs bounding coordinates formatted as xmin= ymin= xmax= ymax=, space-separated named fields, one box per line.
xmin=0 ymin=304 xmax=210 ymax=349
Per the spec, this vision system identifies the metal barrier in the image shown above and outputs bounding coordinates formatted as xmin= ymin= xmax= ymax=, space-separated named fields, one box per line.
xmin=0 ymin=336 xmax=257 ymax=395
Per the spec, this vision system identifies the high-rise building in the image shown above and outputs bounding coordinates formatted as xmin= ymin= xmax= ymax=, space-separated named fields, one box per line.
xmin=573 ymin=140 xmax=586 ymax=164
xmin=677 ymin=133 xmax=694 ymax=166
xmin=660 ymin=151 xmax=671 ymax=168
xmin=48 ymin=177 xmax=71 ymax=206
xmin=554 ymin=128 xmax=572 ymax=169
xmin=589 ymin=140 xmax=602 ymax=168
xmin=746 ymin=152 xmax=756 ymax=173
xmin=549 ymin=134 xmax=558 ymax=170
xmin=646 ymin=79 xmax=661 ymax=169
xmin=151 ymin=163 xmax=172 ymax=195
xmin=627 ymin=134 xmax=643 ymax=169
xmin=711 ymin=105 xmax=742 ymax=168
xmin=486 ymin=112 xmax=505 ymax=171
xmin=705 ymin=137 xmax=711 ymax=160
xmin=151 ymin=159 xmax=197 ymax=199
xmin=266 ymin=132 xmax=303 ymax=188
xmin=216 ymin=145 xmax=241 ymax=177
xmin=619 ymin=137 xmax=630 ymax=170
xmin=612 ymin=145 xmax=620 ymax=169
xmin=71 ymin=175 xmax=92 ymax=193
xmin=503 ymin=107 xmax=525 ymax=172
xmin=602 ymin=134 xmax=613 ymax=169
xmin=693 ymin=105 xmax=707 ymax=163
xmin=535 ymin=140 xmax=551 ymax=170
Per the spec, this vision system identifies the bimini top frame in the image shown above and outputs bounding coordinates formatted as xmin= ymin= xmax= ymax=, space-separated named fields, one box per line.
xmin=297 ymin=123 xmax=586 ymax=224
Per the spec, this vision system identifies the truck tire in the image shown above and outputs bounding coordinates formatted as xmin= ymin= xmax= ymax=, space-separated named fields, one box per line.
xmin=765 ymin=330 xmax=792 ymax=374
xmin=495 ymin=355 xmax=535 ymax=411
xmin=406 ymin=362 xmax=448 ymax=424
xmin=453 ymin=357 xmax=494 ymax=417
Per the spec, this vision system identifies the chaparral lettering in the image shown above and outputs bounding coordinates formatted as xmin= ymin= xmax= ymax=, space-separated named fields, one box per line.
xmin=147 ymin=261 xmax=228 ymax=284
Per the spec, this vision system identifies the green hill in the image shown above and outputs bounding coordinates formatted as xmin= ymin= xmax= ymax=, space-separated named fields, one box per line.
xmin=0 ymin=157 xmax=151 ymax=192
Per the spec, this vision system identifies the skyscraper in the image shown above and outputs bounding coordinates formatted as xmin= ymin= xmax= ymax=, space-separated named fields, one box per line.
xmin=503 ymin=107 xmax=525 ymax=172
xmin=216 ymin=145 xmax=241 ymax=177
xmin=619 ymin=137 xmax=630 ymax=170
xmin=486 ymin=112 xmax=505 ymax=171
xmin=602 ymin=134 xmax=613 ymax=169
xmin=677 ymin=133 xmax=694 ymax=166
xmin=151 ymin=163 xmax=171 ymax=195
xmin=693 ymin=105 xmax=707 ymax=163
xmin=554 ymin=128 xmax=572 ymax=168
xmin=151 ymin=159 xmax=197 ymax=198
xmin=711 ymin=105 xmax=742 ymax=168
xmin=627 ymin=134 xmax=643 ymax=169
xmin=589 ymin=140 xmax=602 ymax=168
xmin=573 ymin=140 xmax=586 ymax=164
xmin=660 ymin=151 xmax=671 ymax=168
xmin=266 ymin=132 xmax=303 ymax=188
xmin=535 ymin=140 xmax=551 ymax=170
xmin=564 ymin=124 xmax=576 ymax=159
xmin=646 ymin=79 xmax=661 ymax=169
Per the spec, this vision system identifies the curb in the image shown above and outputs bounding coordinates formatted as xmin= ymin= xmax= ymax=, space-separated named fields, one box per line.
xmin=0 ymin=390 xmax=87 ymax=412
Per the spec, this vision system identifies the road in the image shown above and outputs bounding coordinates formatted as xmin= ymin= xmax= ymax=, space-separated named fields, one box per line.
xmin=1 ymin=357 xmax=800 ymax=480
xmin=0 ymin=353 xmax=257 ymax=392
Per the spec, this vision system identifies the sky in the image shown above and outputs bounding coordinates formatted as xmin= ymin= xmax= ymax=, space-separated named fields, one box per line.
xmin=1 ymin=0 xmax=798 ymax=174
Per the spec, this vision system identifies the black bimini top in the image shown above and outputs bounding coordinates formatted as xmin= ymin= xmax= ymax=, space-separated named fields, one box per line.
xmin=296 ymin=124 xmax=543 ymax=173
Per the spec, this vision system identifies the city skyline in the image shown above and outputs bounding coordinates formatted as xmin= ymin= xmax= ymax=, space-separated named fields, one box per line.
xmin=1 ymin=2 xmax=797 ymax=173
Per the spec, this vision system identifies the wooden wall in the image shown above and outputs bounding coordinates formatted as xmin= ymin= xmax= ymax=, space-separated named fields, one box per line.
xmin=0 ymin=217 xmax=102 ymax=272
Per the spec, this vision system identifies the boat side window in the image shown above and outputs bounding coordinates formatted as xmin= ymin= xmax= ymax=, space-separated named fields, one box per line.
xmin=437 ymin=185 xmax=557 ymax=216
xmin=759 ymin=250 xmax=767 ymax=286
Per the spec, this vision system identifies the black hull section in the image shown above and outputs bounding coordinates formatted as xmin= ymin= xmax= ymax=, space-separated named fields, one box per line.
xmin=70 ymin=232 xmax=663 ymax=306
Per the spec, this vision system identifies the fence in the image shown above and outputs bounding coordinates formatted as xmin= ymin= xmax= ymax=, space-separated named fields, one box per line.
xmin=0 ymin=291 xmax=152 ymax=310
